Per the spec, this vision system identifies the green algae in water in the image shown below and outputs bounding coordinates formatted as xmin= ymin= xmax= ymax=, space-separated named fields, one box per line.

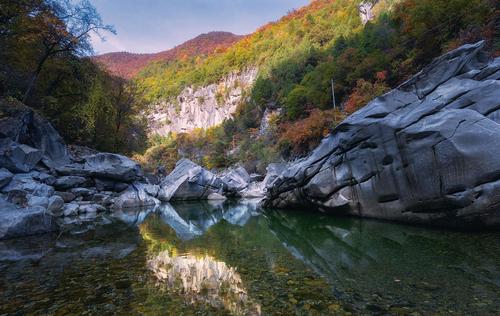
xmin=0 ymin=200 xmax=499 ymax=315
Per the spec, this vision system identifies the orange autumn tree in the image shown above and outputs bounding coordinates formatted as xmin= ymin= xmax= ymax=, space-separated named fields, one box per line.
xmin=344 ymin=71 xmax=390 ymax=114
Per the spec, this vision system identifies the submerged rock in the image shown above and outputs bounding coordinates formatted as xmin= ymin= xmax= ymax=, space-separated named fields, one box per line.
xmin=265 ymin=42 xmax=500 ymax=228
xmin=158 ymin=159 xmax=224 ymax=201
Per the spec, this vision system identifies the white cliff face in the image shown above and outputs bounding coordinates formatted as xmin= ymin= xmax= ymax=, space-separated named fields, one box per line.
xmin=149 ymin=67 xmax=258 ymax=136
xmin=258 ymin=108 xmax=282 ymax=137
xmin=359 ymin=0 xmax=379 ymax=24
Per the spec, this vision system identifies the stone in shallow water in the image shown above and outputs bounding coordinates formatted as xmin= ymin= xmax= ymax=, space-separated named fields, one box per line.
xmin=0 ymin=198 xmax=57 ymax=240
xmin=70 ymin=187 xmax=94 ymax=197
xmin=1 ymin=173 xmax=54 ymax=197
xmin=55 ymin=191 xmax=76 ymax=203
xmin=63 ymin=203 xmax=79 ymax=217
xmin=27 ymin=195 xmax=49 ymax=208
xmin=219 ymin=166 xmax=250 ymax=195
xmin=94 ymin=178 xmax=128 ymax=192
xmin=112 ymin=183 xmax=160 ymax=209
xmin=158 ymin=159 xmax=224 ymax=201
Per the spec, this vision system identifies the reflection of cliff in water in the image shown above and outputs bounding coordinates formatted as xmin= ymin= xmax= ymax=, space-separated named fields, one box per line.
xmin=157 ymin=200 xmax=260 ymax=240
xmin=265 ymin=210 xmax=500 ymax=311
xmin=149 ymin=250 xmax=261 ymax=315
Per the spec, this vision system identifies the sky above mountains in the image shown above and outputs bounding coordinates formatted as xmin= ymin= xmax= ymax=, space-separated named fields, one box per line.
xmin=90 ymin=0 xmax=309 ymax=54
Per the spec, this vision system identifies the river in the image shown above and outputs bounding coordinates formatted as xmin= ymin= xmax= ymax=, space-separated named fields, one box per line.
xmin=1 ymin=200 xmax=499 ymax=315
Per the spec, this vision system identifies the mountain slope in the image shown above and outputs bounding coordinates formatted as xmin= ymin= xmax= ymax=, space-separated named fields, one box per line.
xmin=135 ymin=0 xmax=496 ymax=172
xmin=94 ymin=32 xmax=244 ymax=79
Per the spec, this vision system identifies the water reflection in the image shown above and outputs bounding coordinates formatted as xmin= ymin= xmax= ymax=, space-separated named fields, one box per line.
xmin=265 ymin=210 xmax=500 ymax=314
xmin=139 ymin=200 xmax=339 ymax=315
xmin=149 ymin=250 xmax=261 ymax=315
xmin=0 ymin=200 xmax=498 ymax=315
xmin=156 ymin=199 xmax=260 ymax=240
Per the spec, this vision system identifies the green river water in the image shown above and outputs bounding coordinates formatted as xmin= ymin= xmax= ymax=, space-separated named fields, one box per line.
xmin=0 ymin=200 xmax=499 ymax=315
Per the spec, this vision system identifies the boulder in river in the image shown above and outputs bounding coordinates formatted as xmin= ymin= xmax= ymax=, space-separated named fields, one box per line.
xmin=240 ymin=163 xmax=288 ymax=198
xmin=158 ymin=159 xmax=224 ymax=201
xmin=220 ymin=166 xmax=251 ymax=196
xmin=113 ymin=183 xmax=160 ymax=209
xmin=264 ymin=41 xmax=500 ymax=229
xmin=0 ymin=198 xmax=57 ymax=240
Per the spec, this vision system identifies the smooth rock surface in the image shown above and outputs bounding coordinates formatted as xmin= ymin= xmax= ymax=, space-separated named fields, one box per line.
xmin=220 ymin=166 xmax=250 ymax=196
xmin=158 ymin=159 xmax=224 ymax=201
xmin=265 ymin=42 xmax=500 ymax=228
xmin=83 ymin=153 xmax=142 ymax=182
xmin=113 ymin=183 xmax=160 ymax=209
xmin=0 ymin=198 xmax=57 ymax=240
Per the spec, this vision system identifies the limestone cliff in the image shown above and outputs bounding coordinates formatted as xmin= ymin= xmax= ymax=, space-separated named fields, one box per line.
xmin=148 ymin=68 xmax=257 ymax=136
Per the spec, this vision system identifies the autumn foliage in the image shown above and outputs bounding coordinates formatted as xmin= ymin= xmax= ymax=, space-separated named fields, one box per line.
xmin=94 ymin=32 xmax=243 ymax=79
xmin=279 ymin=109 xmax=342 ymax=157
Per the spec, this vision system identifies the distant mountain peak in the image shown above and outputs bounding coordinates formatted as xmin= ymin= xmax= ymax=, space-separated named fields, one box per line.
xmin=93 ymin=31 xmax=243 ymax=79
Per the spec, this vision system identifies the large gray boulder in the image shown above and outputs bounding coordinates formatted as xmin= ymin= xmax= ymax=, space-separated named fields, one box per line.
xmin=220 ymin=166 xmax=251 ymax=196
xmin=1 ymin=173 xmax=55 ymax=198
xmin=0 ymin=198 xmax=57 ymax=240
xmin=56 ymin=153 xmax=142 ymax=183
xmin=264 ymin=41 xmax=500 ymax=229
xmin=158 ymin=159 xmax=224 ymax=201
xmin=0 ymin=99 xmax=70 ymax=167
xmin=84 ymin=153 xmax=143 ymax=182
xmin=0 ymin=138 xmax=43 ymax=173
xmin=112 ymin=183 xmax=160 ymax=209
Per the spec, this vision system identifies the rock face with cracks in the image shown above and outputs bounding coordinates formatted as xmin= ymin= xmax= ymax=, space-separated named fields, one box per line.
xmin=264 ymin=42 xmax=500 ymax=229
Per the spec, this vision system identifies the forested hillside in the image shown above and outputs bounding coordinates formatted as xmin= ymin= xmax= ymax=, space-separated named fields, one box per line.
xmin=136 ymin=0 xmax=498 ymax=172
xmin=1 ymin=0 xmax=497 ymax=172
xmin=94 ymin=32 xmax=243 ymax=79
xmin=0 ymin=0 xmax=146 ymax=154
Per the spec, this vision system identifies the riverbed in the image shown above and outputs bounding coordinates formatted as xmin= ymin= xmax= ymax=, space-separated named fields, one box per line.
xmin=1 ymin=200 xmax=499 ymax=315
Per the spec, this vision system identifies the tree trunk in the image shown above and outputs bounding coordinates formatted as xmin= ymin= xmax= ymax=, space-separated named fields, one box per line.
xmin=23 ymin=53 xmax=49 ymax=104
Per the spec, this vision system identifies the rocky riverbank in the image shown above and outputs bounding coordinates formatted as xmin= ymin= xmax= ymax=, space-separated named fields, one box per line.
xmin=1 ymin=42 xmax=499 ymax=240
xmin=0 ymin=99 xmax=274 ymax=239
